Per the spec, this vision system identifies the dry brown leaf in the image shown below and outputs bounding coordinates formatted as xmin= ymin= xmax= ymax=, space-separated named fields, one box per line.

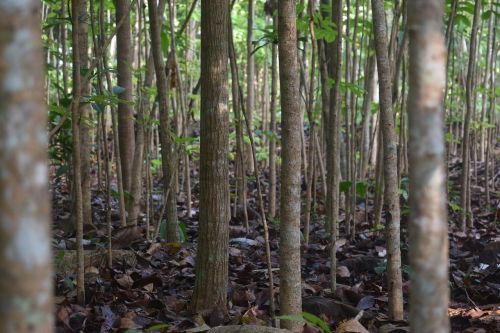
xmin=337 ymin=266 xmax=351 ymax=278
xmin=337 ymin=311 xmax=368 ymax=333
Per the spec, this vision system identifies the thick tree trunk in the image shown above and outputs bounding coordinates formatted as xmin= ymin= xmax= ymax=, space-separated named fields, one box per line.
xmin=0 ymin=1 xmax=53 ymax=330
xmin=371 ymin=0 xmax=403 ymax=320
xmin=407 ymin=1 xmax=450 ymax=332
xmin=116 ymin=0 xmax=135 ymax=193
xmin=278 ymin=0 xmax=302 ymax=331
xmin=192 ymin=0 xmax=230 ymax=315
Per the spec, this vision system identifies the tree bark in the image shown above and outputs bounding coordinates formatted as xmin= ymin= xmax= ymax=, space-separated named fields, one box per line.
xmin=460 ymin=0 xmax=481 ymax=231
xmin=326 ymin=0 xmax=342 ymax=293
xmin=78 ymin=0 xmax=92 ymax=226
xmin=268 ymin=14 xmax=278 ymax=219
xmin=371 ymin=0 xmax=403 ymax=320
xmin=407 ymin=1 xmax=450 ymax=332
xmin=278 ymin=0 xmax=302 ymax=331
xmin=70 ymin=0 xmax=86 ymax=306
xmin=192 ymin=0 xmax=230 ymax=315
xmin=244 ymin=0 xmax=255 ymax=174
xmin=116 ymin=0 xmax=135 ymax=193
xmin=0 ymin=1 xmax=53 ymax=330
xmin=148 ymin=0 xmax=178 ymax=242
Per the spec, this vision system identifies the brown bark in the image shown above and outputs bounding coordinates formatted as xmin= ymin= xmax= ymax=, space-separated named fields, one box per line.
xmin=304 ymin=0 xmax=317 ymax=246
xmin=407 ymin=1 xmax=450 ymax=331
xmin=0 ymin=1 xmax=53 ymax=330
xmin=148 ymin=0 xmax=178 ymax=242
xmin=460 ymin=0 xmax=481 ymax=231
xmin=326 ymin=0 xmax=342 ymax=293
xmin=70 ymin=0 xmax=86 ymax=305
xmin=278 ymin=0 xmax=302 ymax=331
xmin=371 ymin=0 xmax=403 ymax=320
xmin=78 ymin=0 xmax=92 ymax=226
xmin=192 ymin=0 xmax=230 ymax=315
xmin=116 ymin=0 xmax=135 ymax=193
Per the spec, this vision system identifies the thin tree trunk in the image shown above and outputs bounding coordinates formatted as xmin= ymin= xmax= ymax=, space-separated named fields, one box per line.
xmin=148 ymin=0 xmax=179 ymax=242
xmin=359 ymin=52 xmax=376 ymax=180
xmin=71 ymin=0 xmax=85 ymax=305
xmin=229 ymin=7 xmax=249 ymax=232
xmin=268 ymin=13 xmax=278 ymax=219
xmin=327 ymin=0 xmax=343 ymax=293
xmin=460 ymin=0 xmax=481 ymax=231
xmin=245 ymin=0 xmax=255 ymax=174
xmin=278 ymin=0 xmax=302 ymax=330
xmin=371 ymin=0 xmax=403 ymax=320
xmin=78 ymin=0 xmax=92 ymax=226
xmin=116 ymin=0 xmax=135 ymax=193
xmin=304 ymin=0 xmax=318 ymax=246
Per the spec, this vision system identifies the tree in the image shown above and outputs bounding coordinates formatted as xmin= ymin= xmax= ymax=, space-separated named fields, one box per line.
xmin=268 ymin=3 xmax=278 ymax=219
xmin=371 ymin=0 xmax=403 ymax=320
xmin=71 ymin=0 xmax=86 ymax=305
xmin=407 ymin=0 xmax=450 ymax=331
xmin=116 ymin=0 xmax=135 ymax=194
xmin=148 ymin=0 xmax=178 ymax=242
xmin=326 ymin=0 xmax=342 ymax=293
xmin=278 ymin=0 xmax=302 ymax=330
xmin=245 ymin=0 xmax=256 ymax=174
xmin=78 ymin=0 xmax=92 ymax=226
xmin=0 ymin=0 xmax=53 ymax=330
xmin=192 ymin=0 xmax=230 ymax=315
xmin=459 ymin=0 xmax=481 ymax=231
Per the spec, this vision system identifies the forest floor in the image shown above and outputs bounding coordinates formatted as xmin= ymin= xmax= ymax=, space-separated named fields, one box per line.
xmin=52 ymin=157 xmax=500 ymax=333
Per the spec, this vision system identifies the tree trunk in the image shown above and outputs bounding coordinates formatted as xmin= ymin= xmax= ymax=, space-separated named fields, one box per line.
xmin=407 ymin=1 xmax=450 ymax=332
xmin=268 ymin=14 xmax=278 ymax=219
xmin=78 ymin=0 xmax=92 ymax=226
xmin=278 ymin=0 xmax=302 ymax=331
xmin=326 ymin=0 xmax=342 ymax=293
xmin=70 ymin=0 xmax=86 ymax=306
xmin=371 ymin=0 xmax=403 ymax=320
xmin=245 ymin=0 xmax=255 ymax=174
xmin=0 ymin=1 xmax=53 ymax=330
xmin=192 ymin=0 xmax=230 ymax=315
xmin=116 ymin=0 xmax=135 ymax=193
xmin=148 ymin=0 xmax=178 ymax=242
xmin=460 ymin=0 xmax=481 ymax=231
xmin=359 ymin=52 xmax=376 ymax=180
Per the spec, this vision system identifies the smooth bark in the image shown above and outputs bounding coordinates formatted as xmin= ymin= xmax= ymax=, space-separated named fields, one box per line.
xmin=0 ymin=1 xmax=53 ymax=330
xmin=407 ymin=1 xmax=450 ymax=331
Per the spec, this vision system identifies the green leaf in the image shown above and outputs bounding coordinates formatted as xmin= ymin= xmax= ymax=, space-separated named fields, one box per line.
xmin=178 ymin=221 xmax=187 ymax=242
xmin=356 ymin=181 xmax=367 ymax=199
xmin=339 ymin=180 xmax=352 ymax=193
xmin=161 ymin=29 xmax=170 ymax=57
xmin=146 ymin=323 xmax=169 ymax=331
xmin=302 ymin=312 xmax=332 ymax=333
